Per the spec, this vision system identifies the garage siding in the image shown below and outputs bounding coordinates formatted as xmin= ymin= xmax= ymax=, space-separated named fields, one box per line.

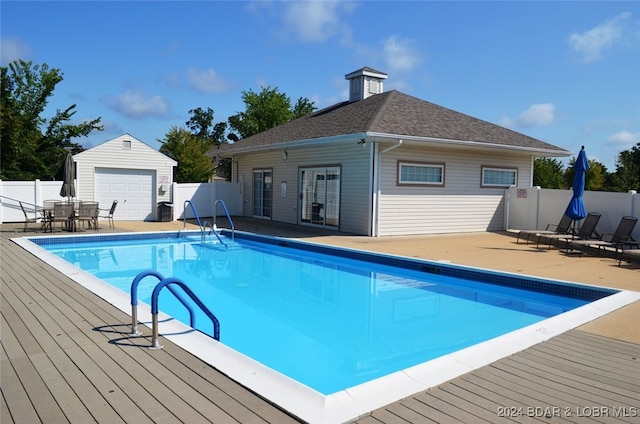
xmin=73 ymin=134 xmax=176 ymax=221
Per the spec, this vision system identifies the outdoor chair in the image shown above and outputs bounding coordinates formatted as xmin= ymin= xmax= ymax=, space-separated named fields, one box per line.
xmin=77 ymin=201 xmax=99 ymax=231
xmin=19 ymin=201 xmax=41 ymax=232
xmin=536 ymin=212 xmax=602 ymax=249
xmin=51 ymin=202 xmax=76 ymax=232
xmin=516 ymin=214 xmax=573 ymax=244
xmin=98 ymin=200 xmax=118 ymax=229
xmin=568 ymin=216 xmax=637 ymax=256
xmin=617 ymin=245 xmax=640 ymax=266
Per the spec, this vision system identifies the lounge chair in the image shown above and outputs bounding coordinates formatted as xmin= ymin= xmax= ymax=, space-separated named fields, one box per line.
xmin=568 ymin=216 xmax=637 ymax=255
xmin=618 ymin=245 xmax=640 ymax=265
xmin=19 ymin=201 xmax=41 ymax=232
xmin=98 ymin=200 xmax=118 ymax=229
xmin=536 ymin=212 xmax=601 ymax=249
xmin=516 ymin=214 xmax=573 ymax=244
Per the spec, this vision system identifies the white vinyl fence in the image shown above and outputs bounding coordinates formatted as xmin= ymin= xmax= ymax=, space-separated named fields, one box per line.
xmin=0 ymin=179 xmax=242 ymax=224
xmin=2 ymin=179 xmax=638 ymax=240
xmin=505 ymin=187 xmax=640 ymax=241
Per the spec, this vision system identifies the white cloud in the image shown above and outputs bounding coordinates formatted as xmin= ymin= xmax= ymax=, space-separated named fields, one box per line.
xmin=500 ymin=103 xmax=555 ymax=128
xmin=568 ymin=12 xmax=631 ymax=63
xmin=185 ymin=68 xmax=232 ymax=93
xmin=381 ymin=35 xmax=423 ymax=73
xmin=281 ymin=1 xmax=354 ymax=43
xmin=103 ymin=90 xmax=169 ymax=118
xmin=606 ymin=130 xmax=640 ymax=148
xmin=1 ymin=38 xmax=32 ymax=65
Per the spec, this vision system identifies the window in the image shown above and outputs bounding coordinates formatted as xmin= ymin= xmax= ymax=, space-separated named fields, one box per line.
xmin=398 ymin=162 xmax=444 ymax=186
xmin=122 ymin=140 xmax=131 ymax=150
xmin=482 ymin=166 xmax=517 ymax=187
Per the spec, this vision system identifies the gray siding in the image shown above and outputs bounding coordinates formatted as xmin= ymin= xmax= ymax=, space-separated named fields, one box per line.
xmin=377 ymin=146 xmax=531 ymax=236
xmin=233 ymin=140 xmax=372 ymax=235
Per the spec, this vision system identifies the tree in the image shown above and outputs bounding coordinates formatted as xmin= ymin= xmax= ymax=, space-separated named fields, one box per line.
xmin=0 ymin=60 xmax=102 ymax=180
xmin=227 ymin=86 xmax=316 ymax=139
xmin=185 ymin=107 xmax=229 ymax=180
xmin=607 ymin=143 xmax=640 ymax=192
xmin=159 ymin=126 xmax=214 ymax=183
xmin=533 ymin=158 xmax=565 ymax=189
xmin=563 ymin=158 xmax=608 ymax=191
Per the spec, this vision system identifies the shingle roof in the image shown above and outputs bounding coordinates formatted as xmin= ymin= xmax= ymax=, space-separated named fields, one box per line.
xmin=214 ymin=90 xmax=568 ymax=154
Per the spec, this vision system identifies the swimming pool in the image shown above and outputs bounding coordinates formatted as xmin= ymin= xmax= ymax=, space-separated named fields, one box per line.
xmin=17 ymin=230 xmax=638 ymax=424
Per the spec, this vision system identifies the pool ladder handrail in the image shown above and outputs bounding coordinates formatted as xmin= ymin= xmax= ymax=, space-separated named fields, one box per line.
xmin=183 ymin=199 xmax=227 ymax=247
xmin=129 ymin=270 xmax=220 ymax=349
xmin=183 ymin=200 xmax=203 ymax=230
xmin=213 ymin=199 xmax=235 ymax=242
xmin=202 ymin=220 xmax=226 ymax=247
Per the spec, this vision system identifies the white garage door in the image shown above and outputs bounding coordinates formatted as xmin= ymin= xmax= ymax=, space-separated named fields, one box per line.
xmin=95 ymin=168 xmax=155 ymax=221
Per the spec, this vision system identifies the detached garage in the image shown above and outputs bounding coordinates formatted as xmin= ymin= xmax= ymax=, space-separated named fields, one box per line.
xmin=74 ymin=134 xmax=177 ymax=222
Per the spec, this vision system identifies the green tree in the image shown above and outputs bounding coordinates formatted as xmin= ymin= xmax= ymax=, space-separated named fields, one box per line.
xmin=533 ymin=158 xmax=565 ymax=188
xmin=0 ymin=60 xmax=102 ymax=180
xmin=563 ymin=158 xmax=608 ymax=191
xmin=159 ymin=126 xmax=213 ymax=182
xmin=185 ymin=107 xmax=230 ymax=180
xmin=607 ymin=144 xmax=640 ymax=192
xmin=227 ymin=86 xmax=316 ymax=139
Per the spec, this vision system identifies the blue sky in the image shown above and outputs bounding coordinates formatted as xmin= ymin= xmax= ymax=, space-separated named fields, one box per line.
xmin=2 ymin=1 xmax=639 ymax=171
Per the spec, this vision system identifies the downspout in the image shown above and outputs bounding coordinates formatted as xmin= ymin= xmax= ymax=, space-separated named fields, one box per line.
xmin=373 ymin=139 xmax=403 ymax=237
xmin=380 ymin=139 xmax=403 ymax=154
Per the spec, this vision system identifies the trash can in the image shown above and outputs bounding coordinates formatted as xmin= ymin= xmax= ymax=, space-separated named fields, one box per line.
xmin=157 ymin=202 xmax=173 ymax=222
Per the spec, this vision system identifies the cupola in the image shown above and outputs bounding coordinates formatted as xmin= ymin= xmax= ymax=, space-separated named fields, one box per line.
xmin=345 ymin=67 xmax=388 ymax=102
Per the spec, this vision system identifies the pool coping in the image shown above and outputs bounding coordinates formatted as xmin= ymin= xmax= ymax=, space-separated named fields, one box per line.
xmin=13 ymin=231 xmax=640 ymax=424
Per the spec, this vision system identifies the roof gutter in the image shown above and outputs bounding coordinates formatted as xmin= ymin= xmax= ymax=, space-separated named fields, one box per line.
xmin=366 ymin=132 xmax=572 ymax=157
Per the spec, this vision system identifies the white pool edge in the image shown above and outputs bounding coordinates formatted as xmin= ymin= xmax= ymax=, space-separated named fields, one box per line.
xmin=14 ymin=235 xmax=640 ymax=424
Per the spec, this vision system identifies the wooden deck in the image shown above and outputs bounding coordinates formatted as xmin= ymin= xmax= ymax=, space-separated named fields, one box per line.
xmin=2 ymin=223 xmax=639 ymax=424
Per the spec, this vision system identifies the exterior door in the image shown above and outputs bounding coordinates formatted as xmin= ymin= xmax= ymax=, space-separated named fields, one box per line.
xmin=299 ymin=166 xmax=340 ymax=228
xmin=253 ymin=169 xmax=272 ymax=218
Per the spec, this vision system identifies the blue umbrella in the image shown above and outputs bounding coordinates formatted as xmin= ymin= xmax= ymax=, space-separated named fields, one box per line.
xmin=564 ymin=146 xmax=589 ymax=221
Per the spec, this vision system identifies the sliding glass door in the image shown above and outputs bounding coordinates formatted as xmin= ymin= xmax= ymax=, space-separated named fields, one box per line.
xmin=299 ymin=166 xmax=340 ymax=228
xmin=253 ymin=169 xmax=272 ymax=218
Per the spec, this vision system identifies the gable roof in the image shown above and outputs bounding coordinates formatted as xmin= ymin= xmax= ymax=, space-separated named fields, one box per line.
xmin=213 ymin=90 xmax=569 ymax=156
xmin=74 ymin=133 xmax=177 ymax=164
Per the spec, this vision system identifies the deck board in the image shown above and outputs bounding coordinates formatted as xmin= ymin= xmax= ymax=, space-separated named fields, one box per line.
xmin=2 ymin=223 xmax=639 ymax=424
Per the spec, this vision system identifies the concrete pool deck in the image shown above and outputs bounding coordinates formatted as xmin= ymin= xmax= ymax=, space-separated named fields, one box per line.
xmin=2 ymin=217 xmax=639 ymax=423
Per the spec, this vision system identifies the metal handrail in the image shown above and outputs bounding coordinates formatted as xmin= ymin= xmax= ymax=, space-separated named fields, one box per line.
xmin=150 ymin=277 xmax=220 ymax=349
xmin=213 ymin=199 xmax=235 ymax=241
xmin=183 ymin=200 xmax=203 ymax=230
xmin=129 ymin=270 xmax=198 ymax=336
xmin=202 ymin=220 xmax=226 ymax=247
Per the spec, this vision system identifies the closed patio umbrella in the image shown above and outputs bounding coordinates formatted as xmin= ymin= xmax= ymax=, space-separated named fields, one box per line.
xmin=564 ymin=146 xmax=589 ymax=228
xmin=59 ymin=152 xmax=76 ymax=201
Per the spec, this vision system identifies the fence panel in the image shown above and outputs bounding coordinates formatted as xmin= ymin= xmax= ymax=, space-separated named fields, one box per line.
xmin=506 ymin=187 xmax=639 ymax=240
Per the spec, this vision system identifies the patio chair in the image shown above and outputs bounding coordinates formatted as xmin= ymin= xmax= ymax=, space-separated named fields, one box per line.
xmin=516 ymin=214 xmax=573 ymax=244
xmin=98 ymin=200 xmax=118 ymax=229
xmin=568 ymin=216 xmax=637 ymax=255
xmin=77 ymin=201 xmax=100 ymax=231
xmin=617 ymin=245 xmax=640 ymax=266
xmin=51 ymin=202 xmax=76 ymax=232
xmin=19 ymin=201 xmax=41 ymax=232
xmin=536 ymin=212 xmax=601 ymax=249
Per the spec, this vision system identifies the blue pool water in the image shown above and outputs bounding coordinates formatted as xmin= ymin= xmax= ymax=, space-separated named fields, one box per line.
xmin=34 ymin=231 xmax=615 ymax=395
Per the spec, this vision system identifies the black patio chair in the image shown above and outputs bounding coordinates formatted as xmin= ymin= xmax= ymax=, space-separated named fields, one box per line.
xmin=98 ymin=200 xmax=118 ymax=229
xmin=536 ymin=212 xmax=602 ymax=249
